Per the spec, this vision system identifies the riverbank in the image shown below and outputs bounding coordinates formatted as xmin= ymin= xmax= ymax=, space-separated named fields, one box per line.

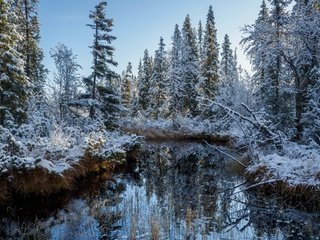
xmin=121 ymin=118 xmax=320 ymax=207
xmin=0 ymin=130 xmax=141 ymax=204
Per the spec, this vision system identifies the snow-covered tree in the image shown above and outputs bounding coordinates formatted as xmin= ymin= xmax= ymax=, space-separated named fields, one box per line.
xmin=181 ymin=14 xmax=200 ymax=117
xmin=168 ymin=24 xmax=183 ymax=118
xmin=199 ymin=5 xmax=219 ymax=102
xmin=14 ymin=0 xmax=47 ymax=93
xmin=50 ymin=43 xmax=82 ymax=120
xmin=137 ymin=49 xmax=153 ymax=115
xmin=121 ymin=62 xmax=133 ymax=110
xmin=0 ymin=0 xmax=29 ymax=126
xmin=149 ymin=37 xmax=169 ymax=119
xmin=218 ymin=34 xmax=238 ymax=107
xmin=242 ymin=0 xmax=293 ymax=130
xmin=289 ymin=0 xmax=320 ymax=141
xmin=197 ymin=20 xmax=204 ymax=64
xmin=87 ymin=1 xmax=118 ymax=120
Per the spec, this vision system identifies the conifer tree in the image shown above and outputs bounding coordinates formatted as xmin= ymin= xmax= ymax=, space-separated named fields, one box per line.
xmin=87 ymin=1 xmax=119 ymax=121
xmin=288 ymin=0 xmax=320 ymax=140
xmin=169 ymin=24 xmax=183 ymax=118
xmin=181 ymin=14 xmax=199 ymax=117
xmin=0 ymin=0 xmax=29 ymax=126
xmin=149 ymin=37 xmax=169 ymax=119
xmin=242 ymin=0 xmax=292 ymax=126
xmin=121 ymin=62 xmax=133 ymax=109
xmin=137 ymin=49 xmax=152 ymax=115
xmin=14 ymin=0 xmax=47 ymax=93
xmin=218 ymin=34 xmax=238 ymax=106
xmin=198 ymin=20 xmax=204 ymax=63
xmin=87 ymin=1 xmax=121 ymax=128
xmin=199 ymin=5 xmax=219 ymax=101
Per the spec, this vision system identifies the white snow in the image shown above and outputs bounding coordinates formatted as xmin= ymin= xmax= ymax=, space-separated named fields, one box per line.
xmin=248 ymin=142 xmax=320 ymax=187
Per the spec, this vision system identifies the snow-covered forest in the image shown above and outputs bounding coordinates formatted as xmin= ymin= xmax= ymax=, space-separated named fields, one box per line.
xmin=0 ymin=0 xmax=320 ymax=230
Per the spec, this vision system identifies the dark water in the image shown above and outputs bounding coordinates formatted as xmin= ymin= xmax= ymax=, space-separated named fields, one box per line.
xmin=1 ymin=142 xmax=320 ymax=239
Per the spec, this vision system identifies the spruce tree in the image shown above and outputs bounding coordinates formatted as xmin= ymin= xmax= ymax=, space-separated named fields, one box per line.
xmin=218 ymin=34 xmax=238 ymax=107
xmin=137 ymin=49 xmax=152 ymax=115
xmin=14 ymin=0 xmax=47 ymax=93
xmin=87 ymin=1 xmax=120 ymax=127
xmin=181 ymin=14 xmax=200 ymax=117
xmin=149 ymin=37 xmax=169 ymax=119
xmin=197 ymin=20 xmax=204 ymax=65
xmin=199 ymin=5 xmax=219 ymax=101
xmin=0 ymin=0 xmax=29 ymax=126
xmin=169 ymin=24 xmax=183 ymax=118
xmin=121 ymin=62 xmax=133 ymax=110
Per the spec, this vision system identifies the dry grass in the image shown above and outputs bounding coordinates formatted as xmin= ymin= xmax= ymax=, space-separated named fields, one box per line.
xmin=150 ymin=218 xmax=160 ymax=240
xmin=246 ymin=166 xmax=320 ymax=212
xmin=125 ymin=127 xmax=233 ymax=146
xmin=0 ymin=149 xmax=130 ymax=206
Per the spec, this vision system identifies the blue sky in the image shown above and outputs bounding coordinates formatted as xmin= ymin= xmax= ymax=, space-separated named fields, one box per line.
xmin=39 ymin=0 xmax=262 ymax=78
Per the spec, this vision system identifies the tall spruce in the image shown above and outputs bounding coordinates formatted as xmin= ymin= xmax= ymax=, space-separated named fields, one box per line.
xmin=149 ymin=37 xmax=169 ymax=119
xmin=121 ymin=62 xmax=133 ymax=110
xmin=14 ymin=0 xmax=47 ymax=93
xmin=137 ymin=49 xmax=152 ymax=115
xmin=218 ymin=34 xmax=238 ymax=107
xmin=198 ymin=20 xmax=204 ymax=63
xmin=181 ymin=14 xmax=199 ymax=117
xmin=199 ymin=5 xmax=219 ymax=101
xmin=87 ymin=1 xmax=121 ymax=128
xmin=0 ymin=0 xmax=29 ymax=126
xmin=169 ymin=24 xmax=183 ymax=118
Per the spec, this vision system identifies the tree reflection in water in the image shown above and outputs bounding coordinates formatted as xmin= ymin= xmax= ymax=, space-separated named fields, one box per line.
xmin=0 ymin=142 xmax=319 ymax=239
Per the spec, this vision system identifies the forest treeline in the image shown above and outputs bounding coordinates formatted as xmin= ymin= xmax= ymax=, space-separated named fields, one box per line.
xmin=0 ymin=0 xmax=320 ymax=166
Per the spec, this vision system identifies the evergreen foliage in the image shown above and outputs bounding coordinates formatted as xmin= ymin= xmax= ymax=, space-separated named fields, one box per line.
xmin=181 ymin=15 xmax=199 ymax=117
xmin=149 ymin=37 xmax=169 ymax=119
xmin=86 ymin=1 xmax=121 ymax=129
xmin=199 ymin=6 xmax=219 ymax=102
xmin=0 ymin=0 xmax=29 ymax=126
xmin=14 ymin=0 xmax=47 ymax=94
xmin=121 ymin=62 xmax=133 ymax=110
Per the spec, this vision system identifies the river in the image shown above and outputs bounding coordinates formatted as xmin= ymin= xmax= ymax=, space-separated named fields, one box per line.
xmin=1 ymin=142 xmax=319 ymax=239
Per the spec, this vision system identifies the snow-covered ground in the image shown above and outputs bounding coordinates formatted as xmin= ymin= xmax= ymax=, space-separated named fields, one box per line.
xmin=0 ymin=124 xmax=140 ymax=175
xmin=122 ymin=116 xmax=320 ymax=188
xmin=248 ymin=142 xmax=320 ymax=187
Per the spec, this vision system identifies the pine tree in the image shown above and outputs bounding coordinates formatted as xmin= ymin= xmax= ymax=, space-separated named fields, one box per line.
xmin=149 ymin=37 xmax=169 ymax=119
xmin=121 ymin=62 xmax=133 ymax=109
xmin=0 ymin=0 xmax=29 ymax=126
xmin=87 ymin=1 xmax=120 ymax=128
xmin=199 ymin=5 xmax=219 ymax=101
xmin=181 ymin=14 xmax=200 ymax=117
xmin=14 ymin=0 xmax=47 ymax=93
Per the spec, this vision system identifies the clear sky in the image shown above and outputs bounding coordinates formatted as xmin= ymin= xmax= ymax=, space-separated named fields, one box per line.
xmin=38 ymin=0 xmax=262 ymax=78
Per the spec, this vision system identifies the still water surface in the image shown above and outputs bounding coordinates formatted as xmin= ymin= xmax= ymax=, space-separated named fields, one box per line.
xmin=1 ymin=142 xmax=319 ymax=239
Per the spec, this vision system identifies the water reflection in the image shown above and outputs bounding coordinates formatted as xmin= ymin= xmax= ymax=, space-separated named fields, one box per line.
xmin=0 ymin=142 xmax=319 ymax=239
